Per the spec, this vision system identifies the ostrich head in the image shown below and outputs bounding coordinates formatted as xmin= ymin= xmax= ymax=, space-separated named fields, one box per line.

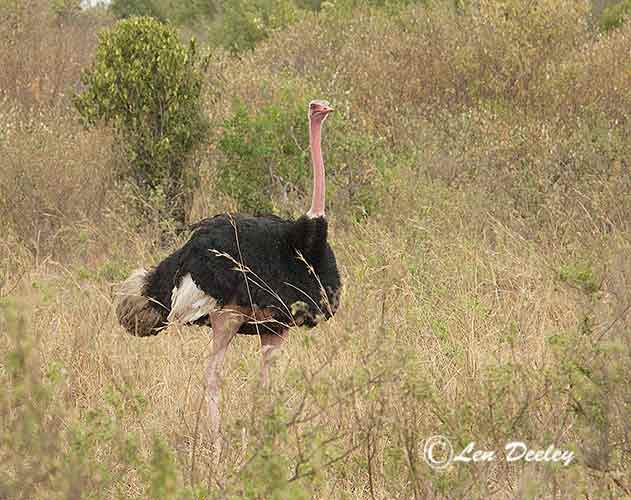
xmin=309 ymin=100 xmax=335 ymax=123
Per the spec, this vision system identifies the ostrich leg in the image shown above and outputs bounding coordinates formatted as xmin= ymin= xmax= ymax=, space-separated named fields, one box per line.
xmin=259 ymin=329 xmax=288 ymax=388
xmin=206 ymin=309 xmax=245 ymax=453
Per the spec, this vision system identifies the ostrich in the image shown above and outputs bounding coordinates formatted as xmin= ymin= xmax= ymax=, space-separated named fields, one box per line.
xmin=116 ymin=100 xmax=341 ymax=438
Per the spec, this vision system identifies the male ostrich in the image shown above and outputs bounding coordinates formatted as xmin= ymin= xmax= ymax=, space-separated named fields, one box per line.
xmin=116 ymin=100 xmax=340 ymax=436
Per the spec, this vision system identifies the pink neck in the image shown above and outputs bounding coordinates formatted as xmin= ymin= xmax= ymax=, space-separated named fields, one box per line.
xmin=307 ymin=118 xmax=325 ymax=218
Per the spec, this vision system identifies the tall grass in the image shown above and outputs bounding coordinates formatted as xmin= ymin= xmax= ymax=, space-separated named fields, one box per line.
xmin=1 ymin=1 xmax=631 ymax=497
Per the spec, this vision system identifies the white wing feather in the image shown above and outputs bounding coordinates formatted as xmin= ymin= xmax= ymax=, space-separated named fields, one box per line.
xmin=168 ymin=273 xmax=217 ymax=324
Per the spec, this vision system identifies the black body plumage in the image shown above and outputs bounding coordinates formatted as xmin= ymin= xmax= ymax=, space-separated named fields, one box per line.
xmin=138 ymin=213 xmax=341 ymax=335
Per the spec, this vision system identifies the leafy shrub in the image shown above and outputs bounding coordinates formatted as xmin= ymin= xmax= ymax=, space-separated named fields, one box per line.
xmin=295 ymin=0 xmax=322 ymax=10
xmin=600 ymin=0 xmax=631 ymax=32
xmin=109 ymin=0 xmax=164 ymax=20
xmin=325 ymin=0 xmax=427 ymax=14
xmin=217 ymin=99 xmax=308 ymax=214
xmin=559 ymin=262 xmax=600 ymax=294
xmin=74 ymin=16 xmax=210 ymax=226
xmin=5 ymin=1 xmax=631 ymax=496
xmin=0 ymin=299 xmax=205 ymax=499
xmin=216 ymin=94 xmax=387 ymax=218
xmin=167 ymin=0 xmax=217 ymax=26
xmin=211 ymin=0 xmax=299 ymax=54
xmin=50 ymin=0 xmax=81 ymax=17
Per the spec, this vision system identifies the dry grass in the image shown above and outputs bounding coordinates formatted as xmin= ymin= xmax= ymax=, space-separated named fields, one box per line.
xmin=2 ymin=1 xmax=631 ymax=498
xmin=0 ymin=0 xmax=109 ymax=110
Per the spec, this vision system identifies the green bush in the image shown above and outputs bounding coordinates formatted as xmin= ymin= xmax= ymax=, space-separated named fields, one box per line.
xmin=559 ymin=262 xmax=600 ymax=295
xmin=0 ymin=299 xmax=203 ymax=498
xmin=109 ymin=0 xmax=164 ymax=20
xmin=74 ymin=16 xmax=210 ymax=226
xmin=212 ymin=0 xmax=299 ymax=54
xmin=600 ymin=0 xmax=631 ymax=32
xmin=167 ymin=0 xmax=217 ymax=26
xmin=50 ymin=0 xmax=81 ymax=17
xmin=217 ymin=99 xmax=308 ymax=213
xmin=216 ymin=95 xmax=387 ymax=218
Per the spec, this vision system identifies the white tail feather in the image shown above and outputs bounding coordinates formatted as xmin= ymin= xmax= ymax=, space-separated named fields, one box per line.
xmin=116 ymin=267 xmax=166 ymax=337
xmin=168 ymin=273 xmax=217 ymax=324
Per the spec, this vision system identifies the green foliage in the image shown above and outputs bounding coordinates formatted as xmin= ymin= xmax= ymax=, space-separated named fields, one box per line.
xmin=295 ymin=0 xmax=322 ymax=10
xmin=217 ymin=99 xmax=308 ymax=213
xmin=4 ymin=0 xmax=631 ymax=497
xmin=216 ymin=95 xmax=386 ymax=217
xmin=108 ymin=0 xmax=427 ymax=54
xmin=600 ymin=0 xmax=631 ymax=31
xmin=559 ymin=262 xmax=600 ymax=294
xmin=212 ymin=0 xmax=299 ymax=54
xmin=167 ymin=0 xmax=216 ymax=25
xmin=50 ymin=0 xmax=81 ymax=17
xmin=110 ymin=0 xmax=163 ymax=20
xmin=146 ymin=437 xmax=178 ymax=499
xmin=237 ymin=402 xmax=311 ymax=499
xmin=547 ymin=318 xmax=631 ymax=474
xmin=74 ymin=16 xmax=210 ymax=225
xmin=0 ymin=300 xmax=202 ymax=498
xmin=110 ymin=0 xmax=217 ymax=25
xmin=326 ymin=0 xmax=426 ymax=14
